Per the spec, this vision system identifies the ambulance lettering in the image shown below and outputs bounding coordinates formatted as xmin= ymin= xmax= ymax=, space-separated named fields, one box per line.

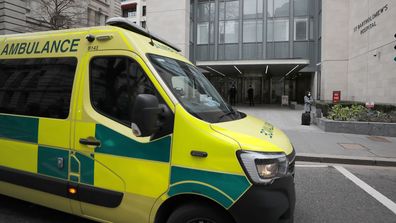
xmin=1 ymin=39 xmax=80 ymax=55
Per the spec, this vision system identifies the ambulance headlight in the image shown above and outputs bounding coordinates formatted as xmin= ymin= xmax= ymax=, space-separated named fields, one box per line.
xmin=238 ymin=151 xmax=288 ymax=185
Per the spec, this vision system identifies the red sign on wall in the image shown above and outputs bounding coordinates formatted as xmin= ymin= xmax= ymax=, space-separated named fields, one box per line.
xmin=333 ymin=91 xmax=341 ymax=103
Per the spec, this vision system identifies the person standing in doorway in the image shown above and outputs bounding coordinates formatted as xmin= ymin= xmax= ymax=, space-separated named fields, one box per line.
xmin=304 ymin=91 xmax=313 ymax=113
xmin=248 ymin=85 xmax=254 ymax=106
xmin=229 ymin=84 xmax=237 ymax=105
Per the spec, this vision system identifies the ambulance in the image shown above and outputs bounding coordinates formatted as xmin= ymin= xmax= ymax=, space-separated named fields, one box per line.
xmin=0 ymin=17 xmax=295 ymax=223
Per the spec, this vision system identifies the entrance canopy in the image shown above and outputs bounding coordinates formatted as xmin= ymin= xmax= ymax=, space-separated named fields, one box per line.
xmin=196 ymin=59 xmax=310 ymax=80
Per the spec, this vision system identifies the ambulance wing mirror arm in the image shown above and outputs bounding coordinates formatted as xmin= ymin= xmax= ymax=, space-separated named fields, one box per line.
xmin=131 ymin=94 xmax=161 ymax=137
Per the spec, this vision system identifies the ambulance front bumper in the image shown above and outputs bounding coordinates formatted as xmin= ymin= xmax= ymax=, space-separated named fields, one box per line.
xmin=229 ymin=174 xmax=295 ymax=223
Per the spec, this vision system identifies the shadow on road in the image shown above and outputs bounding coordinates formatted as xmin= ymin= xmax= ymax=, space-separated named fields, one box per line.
xmin=0 ymin=194 xmax=94 ymax=223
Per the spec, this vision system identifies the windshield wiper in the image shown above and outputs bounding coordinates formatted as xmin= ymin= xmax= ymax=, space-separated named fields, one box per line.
xmin=216 ymin=109 xmax=239 ymax=122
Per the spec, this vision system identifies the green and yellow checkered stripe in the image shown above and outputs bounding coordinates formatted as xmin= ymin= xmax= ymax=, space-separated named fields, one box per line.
xmin=0 ymin=114 xmax=93 ymax=183
xmin=0 ymin=114 xmax=172 ymax=190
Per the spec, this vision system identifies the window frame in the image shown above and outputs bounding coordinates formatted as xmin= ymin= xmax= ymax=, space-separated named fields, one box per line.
xmin=268 ymin=18 xmax=290 ymax=42
xmin=219 ymin=20 xmax=240 ymax=44
xmin=243 ymin=0 xmax=264 ymax=19
xmin=142 ymin=5 xmax=146 ymax=16
xmin=294 ymin=17 xmax=309 ymax=41
xmin=218 ymin=0 xmax=240 ymax=44
xmin=197 ymin=22 xmax=210 ymax=44
xmin=243 ymin=19 xmax=263 ymax=43
xmin=268 ymin=0 xmax=290 ymax=18
xmin=293 ymin=0 xmax=309 ymax=16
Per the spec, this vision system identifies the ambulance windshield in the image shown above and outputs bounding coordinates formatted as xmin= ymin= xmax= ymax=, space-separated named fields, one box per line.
xmin=148 ymin=54 xmax=243 ymax=123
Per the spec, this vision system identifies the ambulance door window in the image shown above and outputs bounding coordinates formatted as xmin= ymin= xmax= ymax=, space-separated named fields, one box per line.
xmin=90 ymin=56 xmax=159 ymax=127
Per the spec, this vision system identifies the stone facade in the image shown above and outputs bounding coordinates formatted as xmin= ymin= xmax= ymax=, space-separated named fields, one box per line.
xmin=321 ymin=0 xmax=396 ymax=105
xmin=0 ymin=0 xmax=121 ymax=35
xmin=87 ymin=0 xmax=121 ymax=27
xmin=146 ymin=0 xmax=190 ymax=57
xmin=0 ymin=0 xmax=28 ymax=34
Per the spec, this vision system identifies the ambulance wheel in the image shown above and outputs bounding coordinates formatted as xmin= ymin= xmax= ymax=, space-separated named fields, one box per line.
xmin=166 ymin=202 xmax=233 ymax=223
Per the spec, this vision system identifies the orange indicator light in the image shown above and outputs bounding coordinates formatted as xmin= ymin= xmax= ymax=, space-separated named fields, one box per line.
xmin=68 ymin=188 xmax=77 ymax=194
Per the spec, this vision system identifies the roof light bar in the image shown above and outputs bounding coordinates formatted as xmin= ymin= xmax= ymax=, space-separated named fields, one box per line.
xmin=106 ymin=17 xmax=181 ymax=52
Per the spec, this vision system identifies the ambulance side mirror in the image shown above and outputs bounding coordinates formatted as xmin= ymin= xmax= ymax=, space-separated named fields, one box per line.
xmin=131 ymin=94 xmax=161 ymax=137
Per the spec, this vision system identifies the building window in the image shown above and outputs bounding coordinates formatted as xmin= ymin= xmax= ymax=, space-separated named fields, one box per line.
xmin=209 ymin=22 xmax=215 ymax=43
xmin=87 ymin=8 xmax=92 ymax=25
xmin=219 ymin=0 xmax=240 ymax=44
xmin=141 ymin=21 xmax=146 ymax=28
xmin=142 ymin=6 xmax=146 ymax=16
xmin=294 ymin=18 xmax=308 ymax=40
xmin=219 ymin=20 xmax=239 ymax=43
xmin=190 ymin=0 xmax=194 ymax=19
xmin=95 ymin=11 xmax=101 ymax=25
xmin=197 ymin=0 xmax=215 ymax=45
xmin=128 ymin=11 xmax=136 ymax=17
xmin=267 ymin=0 xmax=289 ymax=17
xmin=274 ymin=0 xmax=289 ymax=17
xmin=198 ymin=1 xmax=210 ymax=20
xmin=190 ymin=19 xmax=194 ymax=43
xmin=258 ymin=0 xmax=263 ymax=17
xmin=225 ymin=0 xmax=239 ymax=19
xmin=267 ymin=19 xmax=273 ymax=41
xmin=197 ymin=1 xmax=215 ymax=21
xmin=243 ymin=0 xmax=263 ymax=18
xmin=197 ymin=22 xmax=209 ymax=44
xmin=319 ymin=11 xmax=322 ymax=38
xmin=122 ymin=3 xmax=137 ymax=18
xmin=268 ymin=18 xmax=289 ymax=42
xmin=243 ymin=20 xmax=263 ymax=43
xmin=267 ymin=0 xmax=274 ymax=17
xmin=243 ymin=20 xmax=256 ymax=43
xmin=294 ymin=0 xmax=308 ymax=16
xmin=274 ymin=19 xmax=289 ymax=41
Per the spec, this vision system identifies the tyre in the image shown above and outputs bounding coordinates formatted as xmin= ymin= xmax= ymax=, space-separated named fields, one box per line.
xmin=166 ymin=203 xmax=233 ymax=223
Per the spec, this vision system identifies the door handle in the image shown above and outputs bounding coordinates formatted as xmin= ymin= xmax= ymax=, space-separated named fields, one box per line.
xmin=191 ymin=150 xmax=208 ymax=158
xmin=79 ymin=137 xmax=101 ymax=147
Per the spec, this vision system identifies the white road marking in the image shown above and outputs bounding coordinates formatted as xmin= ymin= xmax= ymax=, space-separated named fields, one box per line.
xmin=334 ymin=165 xmax=396 ymax=215
xmin=295 ymin=164 xmax=329 ymax=168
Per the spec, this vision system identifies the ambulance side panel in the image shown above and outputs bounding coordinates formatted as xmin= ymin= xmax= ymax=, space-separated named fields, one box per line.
xmin=0 ymin=31 xmax=87 ymax=214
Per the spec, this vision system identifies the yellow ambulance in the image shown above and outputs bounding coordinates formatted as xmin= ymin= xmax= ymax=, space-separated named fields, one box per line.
xmin=0 ymin=17 xmax=295 ymax=223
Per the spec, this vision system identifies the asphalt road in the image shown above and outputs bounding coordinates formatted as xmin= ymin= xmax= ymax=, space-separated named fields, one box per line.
xmin=294 ymin=164 xmax=396 ymax=223
xmin=1 ymin=163 xmax=395 ymax=223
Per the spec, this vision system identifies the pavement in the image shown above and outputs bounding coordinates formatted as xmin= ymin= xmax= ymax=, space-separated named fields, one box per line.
xmin=237 ymin=105 xmax=396 ymax=166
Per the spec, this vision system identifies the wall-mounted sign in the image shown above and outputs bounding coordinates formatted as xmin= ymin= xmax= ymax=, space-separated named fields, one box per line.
xmin=365 ymin=102 xmax=375 ymax=109
xmin=353 ymin=4 xmax=389 ymax=35
xmin=333 ymin=91 xmax=341 ymax=104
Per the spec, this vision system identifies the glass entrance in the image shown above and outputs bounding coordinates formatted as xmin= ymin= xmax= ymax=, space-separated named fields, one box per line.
xmin=207 ymin=76 xmax=268 ymax=105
